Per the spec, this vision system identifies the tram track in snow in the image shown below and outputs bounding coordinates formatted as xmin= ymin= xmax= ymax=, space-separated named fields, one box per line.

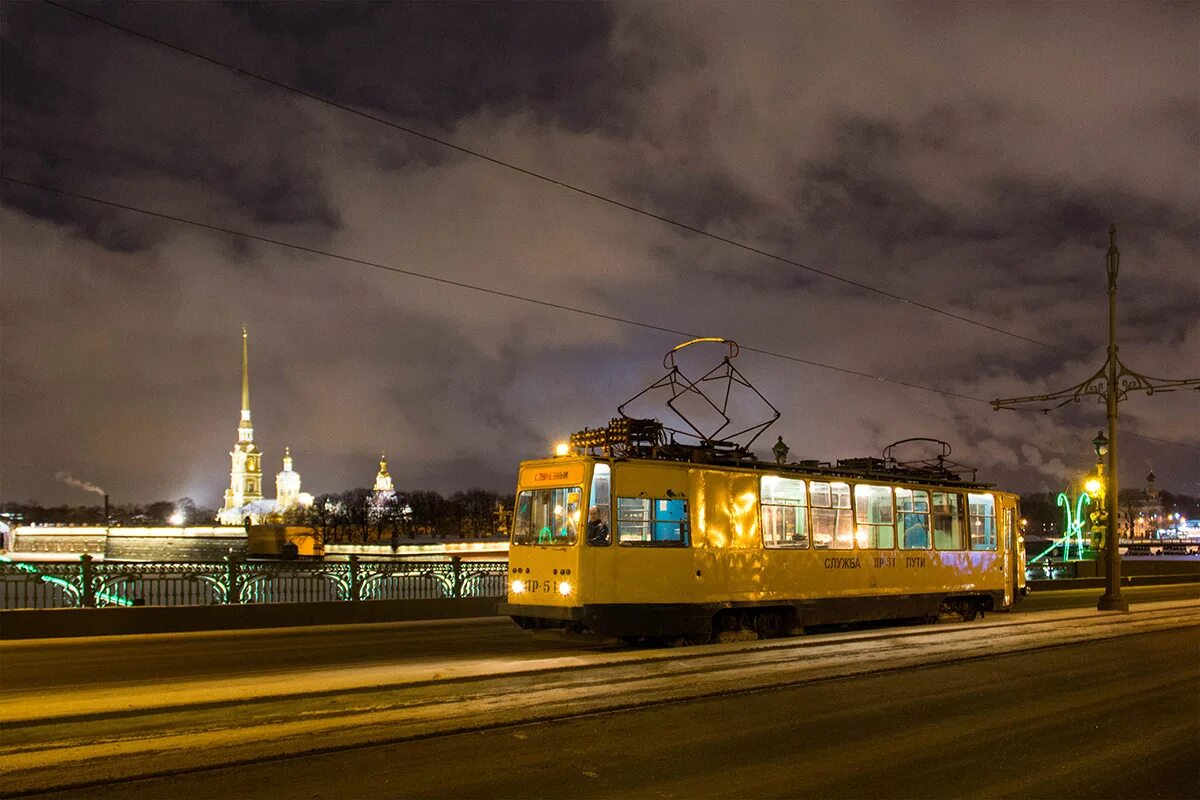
xmin=1 ymin=600 xmax=1197 ymax=796
xmin=1 ymin=596 xmax=1187 ymax=728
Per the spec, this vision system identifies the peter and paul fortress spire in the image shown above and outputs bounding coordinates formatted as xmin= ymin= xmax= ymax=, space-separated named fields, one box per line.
xmin=241 ymin=324 xmax=250 ymax=422
xmin=220 ymin=325 xmax=263 ymax=522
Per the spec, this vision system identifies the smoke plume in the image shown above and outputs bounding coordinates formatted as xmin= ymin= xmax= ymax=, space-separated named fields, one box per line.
xmin=55 ymin=471 xmax=106 ymax=496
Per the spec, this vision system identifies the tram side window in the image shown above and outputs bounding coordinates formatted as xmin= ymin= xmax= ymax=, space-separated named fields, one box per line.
xmin=811 ymin=481 xmax=853 ymax=549
xmin=932 ymin=491 xmax=966 ymax=550
xmin=854 ymin=485 xmax=895 ymax=549
xmin=617 ymin=497 xmax=689 ymax=546
xmin=512 ymin=487 xmax=582 ymax=546
xmin=587 ymin=464 xmax=612 ymax=547
xmin=761 ymin=476 xmax=809 ymax=548
xmin=968 ymin=493 xmax=997 ymax=551
xmin=896 ymin=488 xmax=930 ymax=550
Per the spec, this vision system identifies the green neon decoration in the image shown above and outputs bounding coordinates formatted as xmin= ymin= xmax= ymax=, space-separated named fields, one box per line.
xmin=0 ymin=555 xmax=134 ymax=606
xmin=1030 ymin=491 xmax=1092 ymax=566
xmin=1 ymin=556 xmax=510 ymax=608
xmin=1059 ymin=490 xmax=1092 ymax=561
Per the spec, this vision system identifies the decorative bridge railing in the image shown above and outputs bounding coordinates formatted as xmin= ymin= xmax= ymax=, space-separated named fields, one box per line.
xmin=0 ymin=555 xmax=509 ymax=610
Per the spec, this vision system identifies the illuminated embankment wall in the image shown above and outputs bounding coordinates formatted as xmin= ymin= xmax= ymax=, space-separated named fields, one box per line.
xmin=6 ymin=527 xmax=248 ymax=561
xmin=4 ymin=527 xmax=510 ymax=561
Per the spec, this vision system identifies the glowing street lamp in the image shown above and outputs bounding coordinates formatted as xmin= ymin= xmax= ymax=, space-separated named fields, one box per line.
xmin=1087 ymin=430 xmax=1108 ymax=497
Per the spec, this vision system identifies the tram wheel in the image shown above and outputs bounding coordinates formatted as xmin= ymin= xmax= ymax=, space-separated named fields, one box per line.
xmin=753 ymin=610 xmax=785 ymax=639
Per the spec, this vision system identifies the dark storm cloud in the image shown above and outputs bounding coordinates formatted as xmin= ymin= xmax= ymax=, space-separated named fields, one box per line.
xmin=981 ymin=178 xmax=1196 ymax=250
xmin=363 ymin=131 xmax=457 ymax=174
xmin=1 ymin=1 xmax=1196 ymax=506
xmin=789 ymin=110 xmax=1197 ymax=268
xmin=0 ymin=0 xmax=653 ymax=256
xmin=113 ymin=0 xmax=648 ymax=135
xmin=0 ymin=1 xmax=342 ymax=251
xmin=626 ymin=169 xmax=770 ymax=236
xmin=0 ymin=181 xmax=164 ymax=253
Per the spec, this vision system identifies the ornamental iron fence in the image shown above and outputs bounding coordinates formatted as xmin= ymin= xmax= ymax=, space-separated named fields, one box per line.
xmin=0 ymin=554 xmax=509 ymax=610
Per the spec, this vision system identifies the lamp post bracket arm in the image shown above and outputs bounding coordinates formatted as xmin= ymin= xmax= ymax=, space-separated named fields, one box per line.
xmin=991 ymin=360 xmax=1111 ymax=412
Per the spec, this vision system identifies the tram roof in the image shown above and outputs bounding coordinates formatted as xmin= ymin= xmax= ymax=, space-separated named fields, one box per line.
xmin=531 ymin=450 xmax=995 ymax=491
xmin=562 ymin=418 xmax=996 ymax=490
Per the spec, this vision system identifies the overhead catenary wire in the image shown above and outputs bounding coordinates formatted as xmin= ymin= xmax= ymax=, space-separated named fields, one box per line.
xmin=16 ymin=7 xmax=1199 ymax=452
xmin=6 ymin=175 xmax=1196 ymax=453
xmin=4 ymin=178 xmax=1196 ymax=453
xmin=42 ymin=0 xmax=1056 ymax=352
xmin=1 ymin=175 xmax=989 ymax=406
xmin=1119 ymin=431 xmax=1200 ymax=450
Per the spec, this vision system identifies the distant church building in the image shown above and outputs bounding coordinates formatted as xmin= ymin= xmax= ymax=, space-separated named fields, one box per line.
xmin=276 ymin=447 xmax=303 ymax=510
xmin=1120 ymin=470 xmax=1166 ymax=540
xmin=373 ymin=455 xmax=396 ymax=499
xmin=217 ymin=327 xmax=310 ymax=524
xmin=219 ymin=326 xmax=263 ymax=523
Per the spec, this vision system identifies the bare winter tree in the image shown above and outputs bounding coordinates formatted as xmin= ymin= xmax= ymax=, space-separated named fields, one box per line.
xmin=340 ymin=488 xmax=374 ymax=544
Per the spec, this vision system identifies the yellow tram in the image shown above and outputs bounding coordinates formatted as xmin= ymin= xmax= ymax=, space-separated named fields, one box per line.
xmin=499 ymin=431 xmax=1025 ymax=643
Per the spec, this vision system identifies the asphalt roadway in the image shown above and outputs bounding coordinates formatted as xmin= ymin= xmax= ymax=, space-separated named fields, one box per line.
xmin=33 ymin=627 xmax=1198 ymax=800
xmin=4 ymin=583 xmax=1197 ymax=692
xmin=2 ymin=584 xmax=1198 ymax=799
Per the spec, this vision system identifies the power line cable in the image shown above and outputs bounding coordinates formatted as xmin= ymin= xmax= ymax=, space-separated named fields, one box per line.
xmin=18 ymin=11 xmax=1200 ymax=449
xmin=1123 ymin=431 xmax=1200 ymax=451
xmin=6 ymin=175 xmax=1195 ymax=452
xmin=41 ymin=0 xmax=1057 ymax=351
xmin=1000 ymin=405 xmax=1200 ymax=452
xmin=0 ymin=175 xmax=990 ymax=405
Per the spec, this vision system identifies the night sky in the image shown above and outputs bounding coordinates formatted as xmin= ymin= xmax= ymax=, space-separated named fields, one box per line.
xmin=2 ymin=1 xmax=1197 ymax=507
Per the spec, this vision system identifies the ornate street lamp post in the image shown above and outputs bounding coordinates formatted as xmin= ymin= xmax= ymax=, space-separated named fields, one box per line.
xmin=992 ymin=226 xmax=1200 ymax=613
xmin=1087 ymin=430 xmax=1110 ymax=572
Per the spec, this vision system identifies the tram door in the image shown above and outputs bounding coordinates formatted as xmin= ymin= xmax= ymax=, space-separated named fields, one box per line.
xmin=1002 ymin=502 xmax=1017 ymax=607
xmin=608 ymin=464 xmax=696 ymax=604
xmin=585 ymin=463 xmax=616 ymax=604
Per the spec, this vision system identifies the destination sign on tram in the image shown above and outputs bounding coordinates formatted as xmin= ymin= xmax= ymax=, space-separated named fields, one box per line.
xmin=520 ymin=464 xmax=585 ymax=487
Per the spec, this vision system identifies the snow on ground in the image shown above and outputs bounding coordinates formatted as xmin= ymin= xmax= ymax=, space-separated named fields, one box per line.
xmin=2 ymin=601 xmax=1197 ymax=794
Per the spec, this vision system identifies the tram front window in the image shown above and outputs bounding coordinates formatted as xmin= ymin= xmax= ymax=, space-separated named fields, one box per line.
xmin=512 ymin=487 xmax=582 ymax=545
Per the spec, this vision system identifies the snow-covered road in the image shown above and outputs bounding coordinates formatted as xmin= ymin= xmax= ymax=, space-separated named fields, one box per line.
xmin=2 ymin=599 xmax=1196 ymax=795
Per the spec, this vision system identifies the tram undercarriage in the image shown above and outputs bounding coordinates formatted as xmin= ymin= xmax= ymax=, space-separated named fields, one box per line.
xmin=505 ymin=591 xmax=1006 ymax=644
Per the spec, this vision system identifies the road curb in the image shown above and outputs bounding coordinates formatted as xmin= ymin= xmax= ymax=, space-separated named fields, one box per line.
xmin=0 ymin=596 xmax=499 ymax=640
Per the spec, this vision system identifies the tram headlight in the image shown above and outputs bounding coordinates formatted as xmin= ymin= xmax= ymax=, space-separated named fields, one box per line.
xmin=511 ymin=579 xmax=525 ymax=594
xmin=558 ymin=580 xmax=572 ymax=596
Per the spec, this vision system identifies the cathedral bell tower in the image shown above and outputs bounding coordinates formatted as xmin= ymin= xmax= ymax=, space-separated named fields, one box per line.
xmin=276 ymin=447 xmax=302 ymax=510
xmin=221 ymin=326 xmax=263 ymax=520
xmin=373 ymin=454 xmax=395 ymax=497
